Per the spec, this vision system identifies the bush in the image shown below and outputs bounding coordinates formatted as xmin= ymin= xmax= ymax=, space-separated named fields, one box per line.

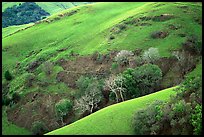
xmin=133 ymin=64 xmax=162 ymax=96
xmin=111 ymin=62 xmax=118 ymax=71
xmin=132 ymin=76 xmax=202 ymax=135
xmin=31 ymin=121 xmax=48 ymax=135
xmin=76 ymin=76 xmax=94 ymax=96
xmin=121 ymin=68 xmax=138 ymax=99
xmin=42 ymin=61 xmax=54 ymax=75
xmin=12 ymin=92 xmax=21 ymax=104
xmin=133 ymin=100 xmax=164 ymax=135
xmin=115 ymin=50 xmax=134 ymax=66
xmin=191 ymin=104 xmax=202 ymax=135
xmin=55 ymin=99 xmax=73 ymax=121
xmin=4 ymin=70 xmax=12 ymax=81
xmin=142 ymin=47 xmax=160 ymax=64
xmin=25 ymin=73 xmax=35 ymax=87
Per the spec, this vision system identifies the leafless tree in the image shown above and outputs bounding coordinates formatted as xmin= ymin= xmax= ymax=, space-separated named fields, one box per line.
xmin=142 ymin=47 xmax=160 ymax=64
xmin=105 ymin=75 xmax=126 ymax=102
xmin=74 ymin=82 xmax=102 ymax=114
xmin=114 ymin=50 xmax=134 ymax=66
xmin=172 ymin=50 xmax=196 ymax=75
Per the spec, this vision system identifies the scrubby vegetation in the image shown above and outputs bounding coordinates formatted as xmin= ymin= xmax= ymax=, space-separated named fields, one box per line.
xmin=133 ymin=76 xmax=202 ymax=135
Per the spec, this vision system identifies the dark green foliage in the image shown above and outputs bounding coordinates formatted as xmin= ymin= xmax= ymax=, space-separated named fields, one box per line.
xmin=111 ymin=62 xmax=118 ymax=70
xmin=4 ymin=70 xmax=12 ymax=81
xmin=121 ymin=68 xmax=138 ymax=99
xmin=76 ymin=76 xmax=94 ymax=96
xmin=133 ymin=64 xmax=162 ymax=96
xmin=132 ymin=76 xmax=202 ymax=135
xmin=55 ymin=99 xmax=73 ymax=121
xmin=2 ymin=2 xmax=50 ymax=28
xmin=31 ymin=121 xmax=48 ymax=135
xmin=12 ymin=92 xmax=21 ymax=104
xmin=133 ymin=100 xmax=164 ymax=135
xmin=191 ymin=104 xmax=202 ymax=135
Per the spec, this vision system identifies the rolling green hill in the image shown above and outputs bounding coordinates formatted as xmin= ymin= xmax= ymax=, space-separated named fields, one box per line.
xmin=2 ymin=2 xmax=202 ymax=135
xmin=2 ymin=2 xmax=201 ymax=78
xmin=46 ymin=86 xmax=177 ymax=135
xmin=2 ymin=2 xmax=92 ymax=14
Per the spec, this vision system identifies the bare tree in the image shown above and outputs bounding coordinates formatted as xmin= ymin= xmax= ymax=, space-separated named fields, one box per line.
xmin=74 ymin=82 xmax=102 ymax=114
xmin=114 ymin=50 xmax=134 ymax=66
xmin=172 ymin=50 xmax=196 ymax=75
xmin=105 ymin=75 xmax=126 ymax=102
xmin=142 ymin=47 xmax=160 ymax=64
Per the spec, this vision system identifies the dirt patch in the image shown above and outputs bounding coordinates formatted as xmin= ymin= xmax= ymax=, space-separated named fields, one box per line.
xmin=152 ymin=14 xmax=174 ymax=22
xmin=151 ymin=31 xmax=169 ymax=39
xmin=7 ymin=91 xmax=74 ymax=134
xmin=26 ymin=59 xmax=43 ymax=72
xmin=56 ymin=55 xmax=113 ymax=88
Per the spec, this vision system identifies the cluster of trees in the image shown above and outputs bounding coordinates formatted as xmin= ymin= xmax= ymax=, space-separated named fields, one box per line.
xmin=105 ymin=64 xmax=162 ymax=102
xmin=133 ymin=76 xmax=202 ymax=135
xmin=2 ymin=2 xmax=50 ymax=28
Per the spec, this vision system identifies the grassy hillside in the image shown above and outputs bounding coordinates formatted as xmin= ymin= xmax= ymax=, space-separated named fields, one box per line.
xmin=2 ymin=2 xmax=201 ymax=79
xmin=2 ymin=2 xmax=91 ymax=14
xmin=46 ymin=86 xmax=177 ymax=135
xmin=2 ymin=23 xmax=34 ymax=38
xmin=2 ymin=2 xmax=202 ymax=135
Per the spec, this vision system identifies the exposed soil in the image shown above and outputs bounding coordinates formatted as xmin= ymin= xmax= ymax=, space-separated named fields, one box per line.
xmin=7 ymin=92 xmax=74 ymax=133
xmin=151 ymin=31 xmax=169 ymax=39
xmin=56 ymin=53 xmax=123 ymax=88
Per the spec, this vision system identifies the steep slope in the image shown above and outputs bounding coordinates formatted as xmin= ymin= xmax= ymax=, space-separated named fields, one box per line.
xmin=46 ymin=86 xmax=177 ymax=135
xmin=2 ymin=2 xmax=202 ymax=135
xmin=2 ymin=2 xmax=201 ymax=78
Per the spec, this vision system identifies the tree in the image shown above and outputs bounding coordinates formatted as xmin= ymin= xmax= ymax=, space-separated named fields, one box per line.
xmin=74 ymin=81 xmax=103 ymax=114
xmin=114 ymin=50 xmax=134 ymax=66
xmin=142 ymin=47 xmax=160 ymax=64
xmin=4 ymin=70 xmax=12 ymax=81
xmin=172 ymin=50 xmax=196 ymax=75
xmin=105 ymin=75 xmax=126 ymax=102
xmin=55 ymin=99 xmax=73 ymax=125
xmin=31 ymin=121 xmax=48 ymax=135
xmin=121 ymin=68 xmax=138 ymax=99
xmin=133 ymin=64 xmax=162 ymax=96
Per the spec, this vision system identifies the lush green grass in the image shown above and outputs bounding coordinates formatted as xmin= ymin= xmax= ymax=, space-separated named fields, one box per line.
xmin=2 ymin=2 xmax=90 ymax=14
xmin=2 ymin=2 xmax=201 ymax=76
xmin=46 ymin=86 xmax=177 ymax=135
xmin=2 ymin=2 xmax=23 ymax=12
xmin=2 ymin=107 xmax=32 ymax=135
xmin=2 ymin=23 xmax=34 ymax=38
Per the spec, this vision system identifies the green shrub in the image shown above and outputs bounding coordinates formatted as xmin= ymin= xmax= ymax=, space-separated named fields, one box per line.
xmin=41 ymin=61 xmax=54 ymax=75
xmin=111 ymin=62 xmax=118 ymax=70
xmin=133 ymin=64 xmax=162 ymax=96
xmin=4 ymin=70 xmax=12 ymax=81
xmin=133 ymin=100 xmax=164 ymax=135
xmin=191 ymin=104 xmax=202 ymax=135
xmin=31 ymin=121 xmax=48 ymax=135
xmin=12 ymin=92 xmax=21 ymax=104
xmin=55 ymin=99 xmax=73 ymax=121
xmin=76 ymin=76 xmax=94 ymax=95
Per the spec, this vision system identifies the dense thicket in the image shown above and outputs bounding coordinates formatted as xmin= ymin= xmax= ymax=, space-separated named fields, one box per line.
xmin=133 ymin=76 xmax=202 ymax=135
xmin=2 ymin=2 xmax=50 ymax=28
